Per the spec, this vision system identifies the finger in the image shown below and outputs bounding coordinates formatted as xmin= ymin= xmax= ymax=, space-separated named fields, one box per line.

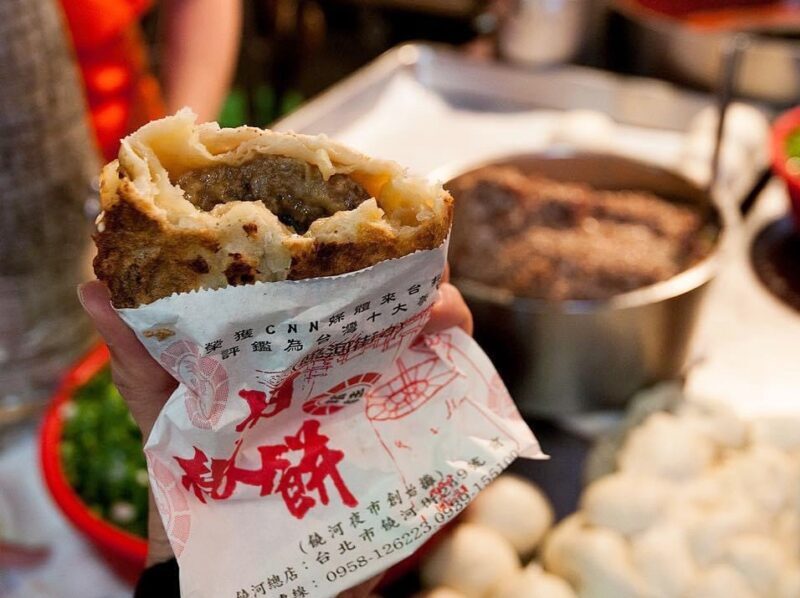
xmin=78 ymin=281 xmax=176 ymax=432
xmin=78 ymin=281 xmax=160 ymax=375
xmin=425 ymin=283 xmax=473 ymax=336
xmin=145 ymin=492 xmax=175 ymax=566
xmin=78 ymin=281 xmax=174 ymax=390
xmin=441 ymin=262 xmax=450 ymax=284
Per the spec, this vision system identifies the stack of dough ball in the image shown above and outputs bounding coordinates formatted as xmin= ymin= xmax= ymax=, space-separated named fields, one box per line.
xmin=541 ymin=387 xmax=800 ymax=598
xmin=462 ymin=474 xmax=554 ymax=557
xmin=420 ymin=523 xmax=520 ymax=598
xmin=420 ymin=476 xmax=559 ymax=597
xmin=418 ymin=390 xmax=800 ymax=598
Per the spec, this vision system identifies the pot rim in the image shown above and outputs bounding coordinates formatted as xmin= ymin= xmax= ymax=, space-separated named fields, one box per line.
xmin=435 ymin=150 xmax=722 ymax=314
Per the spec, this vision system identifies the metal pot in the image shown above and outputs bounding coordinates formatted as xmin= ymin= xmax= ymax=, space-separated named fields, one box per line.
xmin=442 ymin=153 xmax=722 ymax=416
xmin=498 ymin=0 xmax=590 ymax=67
xmin=611 ymin=0 xmax=800 ymax=104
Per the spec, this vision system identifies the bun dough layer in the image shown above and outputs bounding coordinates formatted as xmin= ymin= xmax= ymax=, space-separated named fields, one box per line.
xmin=94 ymin=109 xmax=452 ymax=307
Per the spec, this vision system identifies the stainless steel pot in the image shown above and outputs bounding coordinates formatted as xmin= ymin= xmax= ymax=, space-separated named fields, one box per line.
xmin=499 ymin=0 xmax=590 ymax=67
xmin=611 ymin=0 xmax=800 ymax=104
xmin=442 ymin=153 xmax=722 ymax=416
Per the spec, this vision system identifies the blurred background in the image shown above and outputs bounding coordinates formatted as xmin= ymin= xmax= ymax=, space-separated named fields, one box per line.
xmin=2 ymin=0 xmax=800 ymax=596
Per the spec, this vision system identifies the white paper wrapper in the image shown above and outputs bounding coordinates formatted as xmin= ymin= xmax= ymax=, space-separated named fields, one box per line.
xmin=119 ymin=243 xmax=543 ymax=598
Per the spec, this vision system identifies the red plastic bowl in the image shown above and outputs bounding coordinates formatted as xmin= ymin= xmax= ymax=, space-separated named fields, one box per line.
xmin=770 ymin=105 xmax=800 ymax=227
xmin=39 ymin=343 xmax=147 ymax=584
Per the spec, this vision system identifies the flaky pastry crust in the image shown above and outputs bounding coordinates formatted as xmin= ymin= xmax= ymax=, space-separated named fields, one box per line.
xmin=93 ymin=110 xmax=452 ymax=307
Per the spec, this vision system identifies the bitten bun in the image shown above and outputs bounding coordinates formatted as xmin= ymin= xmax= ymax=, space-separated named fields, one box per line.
xmin=94 ymin=109 xmax=452 ymax=307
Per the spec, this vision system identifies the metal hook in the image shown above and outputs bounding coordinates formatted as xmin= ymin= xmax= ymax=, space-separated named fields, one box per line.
xmin=709 ymin=32 xmax=751 ymax=196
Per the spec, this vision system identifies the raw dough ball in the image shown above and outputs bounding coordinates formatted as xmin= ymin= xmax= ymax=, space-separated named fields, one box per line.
xmin=686 ymin=501 xmax=763 ymax=566
xmin=581 ymin=472 xmax=672 ymax=536
xmin=716 ymin=445 xmax=798 ymax=515
xmin=675 ymin=472 xmax=728 ymax=511
xmin=541 ymin=516 xmax=645 ymax=598
xmin=751 ymin=415 xmax=800 ymax=452
xmin=542 ymin=514 xmax=585 ymax=581
xmin=776 ymin=511 xmax=800 ymax=561
xmin=631 ymin=523 xmax=696 ymax=598
xmin=584 ymin=383 xmax=683 ymax=483
xmin=463 ymin=475 xmax=554 ymax=556
xmin=421 ymin=523 xmax=520 ymax=598
xmin=723 ymin=534 xmax=788 ymax=595
xmin=777 ymin=569 xmax=800 ymax=598
xmin=686 ymin=564 xmax=756 ymax=598
xmin=554 ymin=110 xmax=615 ymax=152
xmin=678 ymin=400 xmax=749 ymax=450
xmin=491 ymin=564 xmax=576 ymax=598
xmin=618 ymin=412 xmax=716 ymax=481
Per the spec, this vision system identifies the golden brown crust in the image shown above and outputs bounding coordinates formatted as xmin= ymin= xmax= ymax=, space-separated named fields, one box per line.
xmin=93 ymin=110 xmax=452 ymax=307
xmin=94 ymin=197 xmax=224 ymax=308
xmin=286 ymin=204 xmax=452 ymax=281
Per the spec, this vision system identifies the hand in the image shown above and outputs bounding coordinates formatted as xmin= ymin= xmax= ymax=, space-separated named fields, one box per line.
xmin=428 ymin=265 xmax=473 ymax=337
xmin=77 ymin=275 xmax=472 ymax=587
xmin=79 ymin=281 xmax=177 ymax=567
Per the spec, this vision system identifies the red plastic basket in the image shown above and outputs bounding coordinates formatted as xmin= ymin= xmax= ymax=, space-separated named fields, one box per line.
xmin=770 ymin=105 xmax=800 ymax=227
xmin=39 ymin=343 xmax=147 ymax=584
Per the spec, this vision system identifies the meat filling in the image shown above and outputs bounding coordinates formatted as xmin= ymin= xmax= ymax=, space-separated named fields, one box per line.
xmin=448 ymin=167 xmax=716 ymax=301
xmin=176 ymin=155 xmax=371 ymax=233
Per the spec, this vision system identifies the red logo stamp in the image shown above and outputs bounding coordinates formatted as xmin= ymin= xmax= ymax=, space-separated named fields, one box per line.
xmin=160 ymin=341 xmax=229 ymax=429
xmin=302 ymin=373 xmax=381 ymax=416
